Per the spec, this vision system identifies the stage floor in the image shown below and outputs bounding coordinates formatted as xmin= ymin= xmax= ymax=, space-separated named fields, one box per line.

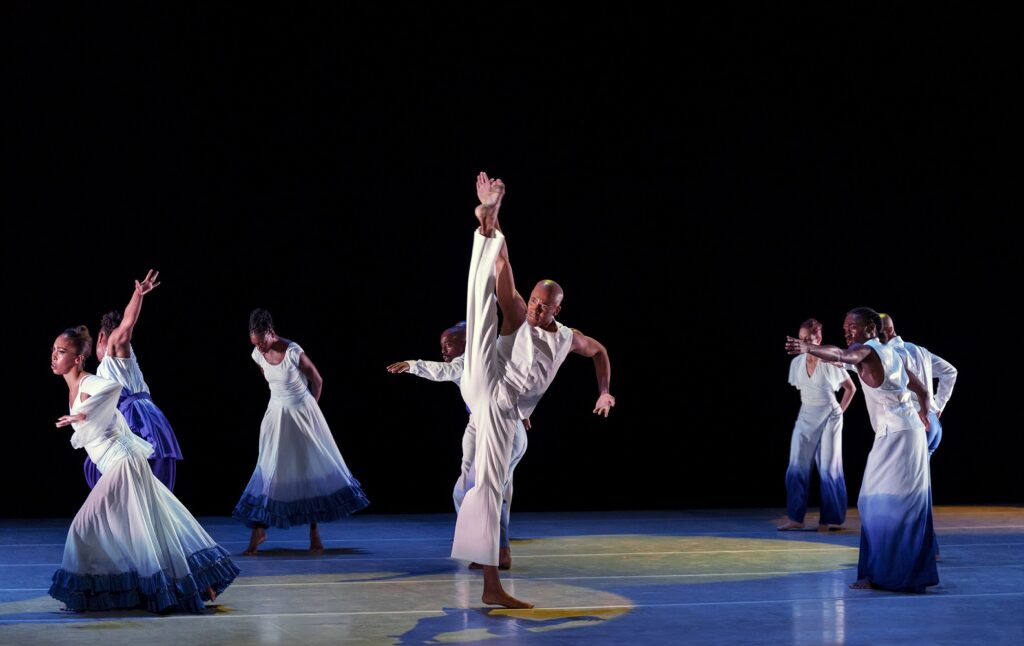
xmin=1 ymin=506 xmax=1021 ymax=644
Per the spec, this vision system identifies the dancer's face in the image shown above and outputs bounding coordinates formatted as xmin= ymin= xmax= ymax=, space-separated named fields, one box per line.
xmin=842 ymin=314 xmax=873 ymax=347
xmin=440 ymin=330 xmax=465 ymax=362
xmin=526 ymin=284 xmax=561 ymax=328
xmin=250 ymin=330 xmax=275 ymax=354
xmin=798 ymin=326 xmax=822 ymax=346
xmin=51 ymin=335 xmax=82 ymax=375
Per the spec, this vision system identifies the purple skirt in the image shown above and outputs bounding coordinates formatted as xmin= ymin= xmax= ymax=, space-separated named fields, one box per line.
xmin=84 ymin=390 xmax=183 ymax=491
xmin=119 ymin=391 xmax=183 ymax=460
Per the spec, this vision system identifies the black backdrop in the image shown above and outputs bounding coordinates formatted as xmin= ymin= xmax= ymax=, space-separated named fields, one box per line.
xmin=3 ymin=5 xmax=1015 ymax=517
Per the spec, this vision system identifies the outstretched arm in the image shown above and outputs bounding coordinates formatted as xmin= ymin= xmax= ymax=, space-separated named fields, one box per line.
xmin=570 ymin=329 xmax=615 ymax=417
xmin=108 ymin=269 xmax=161 ymax=358
xmin=298 ymin=352 xmax=324 ymax=402
xmin=388 ymin=356 xmax=465 ymax=382
xmin=785 ymin=337 xmax=874 ymax=366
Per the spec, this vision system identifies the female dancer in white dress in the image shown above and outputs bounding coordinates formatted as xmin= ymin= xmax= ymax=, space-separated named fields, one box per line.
xmin=233 ymin=308 xmax=369 ymax=555
xmin=50 ymin=326 xmax=238 ymax=612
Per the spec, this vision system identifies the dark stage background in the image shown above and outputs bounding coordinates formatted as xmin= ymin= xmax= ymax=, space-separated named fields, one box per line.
xmin=3 ymin=6 xmax=1015 ymax=518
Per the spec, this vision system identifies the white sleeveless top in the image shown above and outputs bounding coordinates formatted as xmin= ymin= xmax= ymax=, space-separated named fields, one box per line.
xmin=500 ymin=320 xmax=575 ymax=418
xmin=859 ymin=338 xmax=923 ymax=436
xmin=96 ymin=344 xmax=150 ymax=395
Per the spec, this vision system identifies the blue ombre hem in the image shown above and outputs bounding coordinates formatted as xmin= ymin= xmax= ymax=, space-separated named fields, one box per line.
xmin=857 ymin=492 xmax=939 ymax=592
xmin=232 ymin=484 xmax=370 ymax=529
xmin=784 ymin=465 xmax=811 ymax=522
xmin=785 ymin=468 xmax=847 ymax=525
xmin=49 ymin=546 xmax=239 ymax=613
xmin=818 ymin=475 xmax=847 ymax=525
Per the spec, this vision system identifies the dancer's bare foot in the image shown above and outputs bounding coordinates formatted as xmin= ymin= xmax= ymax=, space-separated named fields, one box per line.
xmin=474 ymin=172 xmax=505 ymax=237
xmin=476 ymin=172 xmax=505 ymax=208
xmin=849 ymin=578 xmax=874 ymax=589
xmin=309 ymin=523 xmax=324 ymax=553
xmin=481 ymin=565 xmax=533 ymax=609
xmin=206 ymin=586 xmax=217 ymax=602
xmin=475 ymin=205 xmax=497 ymax=237
xmin=242 ymin=526 xmax=266 ymax=555
xmin=777 ymin=520 xmax=805 ymax=531
xmin=818 ymin=523 xmax=844 ymax=532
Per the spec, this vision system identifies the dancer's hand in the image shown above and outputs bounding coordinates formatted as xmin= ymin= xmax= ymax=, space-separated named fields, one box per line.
xmin=56 ymin=413 xmax=86 ymax=428
xmin=593 ymin=393 xmax=616 ymax=417
xmin=135 ymin=269 xmax=161 ymax=296
xmin=919 ymin=408 xmax=930 ymax=431
xmin=386 ymin=361 xmax=411 ymax=374
xmin=785 ymin=336 xmax=809 ymax=355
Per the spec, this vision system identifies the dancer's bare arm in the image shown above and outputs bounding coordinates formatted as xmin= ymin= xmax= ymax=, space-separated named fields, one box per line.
xmin=838 ymin=376 xmax=857 ymax=413
xmin=299 ymin=352 xmax=324 ymax=402
xmin=108 ymin=269 xmax=161 ymax=358
xmin=571 ymin=329 xmax=615 ymax=417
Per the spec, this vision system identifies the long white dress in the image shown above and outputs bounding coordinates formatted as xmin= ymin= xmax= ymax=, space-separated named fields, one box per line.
xmin=232 ymin=342 xmax=369 ymax=528
xmin=50 ymin=375 xmax=239 ymax=613
xmin=855 ymin=338 xmax=939 ymax=592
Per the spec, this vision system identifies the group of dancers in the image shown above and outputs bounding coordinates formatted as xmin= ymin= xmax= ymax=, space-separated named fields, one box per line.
xmin=48 ymin=172 xmax=952 ymax=614
xmin=783 ymin=310 xmax=957 ymax=592
xmin=48 ymin=172 xmax=615 ymax=612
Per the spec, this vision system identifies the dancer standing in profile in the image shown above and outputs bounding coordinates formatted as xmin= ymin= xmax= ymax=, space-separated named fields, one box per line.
xmin=50 ymin=325 xmax=238 ymax=613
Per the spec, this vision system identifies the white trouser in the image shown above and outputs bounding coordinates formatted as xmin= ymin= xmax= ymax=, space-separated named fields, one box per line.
xmin=453 ymin=415 xmax=528 ymax=548
xmin=451 ymin=230 xmax=518 ymax=565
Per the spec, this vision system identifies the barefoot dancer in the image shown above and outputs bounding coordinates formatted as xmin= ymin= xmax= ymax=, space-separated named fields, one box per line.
xmin=454 ymin=173 xmax=615 ymax=608
xmin=233 ymin=308 xmax=369 ymax=555
xmin=779 ymin=318 xmax=855 ymax=531
xmin=50 ymin=326 xmax=238 ymax=612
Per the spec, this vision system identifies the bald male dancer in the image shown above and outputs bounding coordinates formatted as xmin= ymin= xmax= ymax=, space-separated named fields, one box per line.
xmin=453 ymin=172 xmax=615 ymax=608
